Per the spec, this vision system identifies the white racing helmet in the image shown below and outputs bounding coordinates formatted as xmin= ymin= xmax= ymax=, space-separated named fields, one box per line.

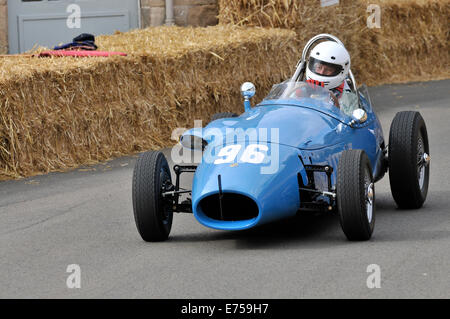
xmin=306 ymin=41 xmax=351 ymax=90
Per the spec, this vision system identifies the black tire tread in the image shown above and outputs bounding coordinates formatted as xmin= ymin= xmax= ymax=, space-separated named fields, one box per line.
xmin=337 ymin=150 xmax=374 ymax=241
xmin=132 ymin=151 xmax=172 ymax=242
xmin=388 ymin=111 xmax=429 ymax=209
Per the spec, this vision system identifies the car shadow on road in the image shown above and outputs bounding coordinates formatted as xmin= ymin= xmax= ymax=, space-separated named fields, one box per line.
xmin=370 ymin=191 xmax=450 ymax=242
xmin=170 ymin=211 xmax=348 ymax=250
xmin=169 ymin=191 xmax=450 ymax=247
xmin=230 ymin=212 xmax=347 ymax=250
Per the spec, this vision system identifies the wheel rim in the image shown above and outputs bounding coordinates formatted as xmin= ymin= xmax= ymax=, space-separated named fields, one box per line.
xmin=417 ymin=132 xmax=429 ymax=192
xmin=364 ymin=171 xmax=374 ymax=223
xmin=159 ymin=168 xmax=172 ymax=225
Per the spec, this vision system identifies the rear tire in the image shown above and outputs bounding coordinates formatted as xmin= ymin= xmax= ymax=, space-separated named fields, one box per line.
xmin=132 ymin=151 xmax=173 ymax=242
xmin=388 ymin=111 xmax=430 ymax=209
xmin=211 ymin=112 xmax=238 ymax=122
xmin=337 ymin=150 xmax=375 ymax=241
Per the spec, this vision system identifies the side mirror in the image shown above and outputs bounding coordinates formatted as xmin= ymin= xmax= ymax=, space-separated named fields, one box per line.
xmin=241 ymin=82 xmax=255 ymax=112
xmin=180 ymin=129 xmax=207 ymax=151
xmin=349 ymin=108 xmax=368 ymax=126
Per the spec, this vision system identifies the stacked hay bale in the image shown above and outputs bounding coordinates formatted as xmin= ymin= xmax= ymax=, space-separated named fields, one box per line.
xmin=369 ymin=0 xmax=450 ymax=84
xmin=2 ymin=1 xmax=448 ymax=179
xmin=0 ymin=26 xmax=299 ymax=179
xmin=218 ymin=0 xmax=450 ymax=85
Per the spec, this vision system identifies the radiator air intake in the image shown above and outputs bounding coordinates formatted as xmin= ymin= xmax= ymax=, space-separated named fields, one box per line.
xmin=198 ymin=193 xmax=259 ymax=221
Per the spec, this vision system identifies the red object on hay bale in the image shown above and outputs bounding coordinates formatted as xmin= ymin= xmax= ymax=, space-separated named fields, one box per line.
xmin=39 ymin=50 xmax=127 ymax=57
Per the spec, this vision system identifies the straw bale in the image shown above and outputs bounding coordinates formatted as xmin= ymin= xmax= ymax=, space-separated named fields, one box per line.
xmin=0 ymin=26 xmax=299 ymax=179
xmin=218 ymin=0 xmax=450 ymax=85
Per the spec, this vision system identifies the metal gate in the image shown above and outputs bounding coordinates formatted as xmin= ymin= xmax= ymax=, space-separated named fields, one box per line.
xmin=8 ymin=0 xmax=141 ymax=53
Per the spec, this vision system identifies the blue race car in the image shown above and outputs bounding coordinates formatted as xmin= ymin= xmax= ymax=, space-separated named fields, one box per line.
xmin=132 ymin=34 xmax=430 ymax=242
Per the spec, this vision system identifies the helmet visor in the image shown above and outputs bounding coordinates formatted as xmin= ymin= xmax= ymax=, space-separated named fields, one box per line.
xmin=308 ymin=57 xmax=343 ymax=77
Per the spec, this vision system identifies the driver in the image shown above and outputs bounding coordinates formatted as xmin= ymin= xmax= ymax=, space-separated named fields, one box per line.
xmin=305 ymin=40 xmax=351 ymax=99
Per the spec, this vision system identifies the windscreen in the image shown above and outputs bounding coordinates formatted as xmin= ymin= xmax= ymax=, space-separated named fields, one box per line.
xmin=264 ymin=81 xmax=339 ymax=109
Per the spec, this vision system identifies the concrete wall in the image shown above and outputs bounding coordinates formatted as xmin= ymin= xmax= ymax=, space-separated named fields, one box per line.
xmin=0 ymin=0 xmax=218 ymax=54
xmin=141 ymin=0 xmax=218 ymax=27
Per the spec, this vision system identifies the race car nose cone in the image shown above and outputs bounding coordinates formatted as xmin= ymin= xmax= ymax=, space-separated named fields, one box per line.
xmin=191 ymin=144 xmax=304 ymax=230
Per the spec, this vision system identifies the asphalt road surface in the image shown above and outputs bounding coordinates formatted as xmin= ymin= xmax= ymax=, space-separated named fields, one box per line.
xmin=1 ymin=80 xmax=449 ymax=299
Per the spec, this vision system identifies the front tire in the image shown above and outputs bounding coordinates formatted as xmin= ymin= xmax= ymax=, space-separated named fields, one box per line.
xmin=132 ymin=151 xmax=173 ymax=242
xmin=388 ymin=111 xmax=430 ymax=209
xmin=337 ymin=150 xmax=375 ymax=241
